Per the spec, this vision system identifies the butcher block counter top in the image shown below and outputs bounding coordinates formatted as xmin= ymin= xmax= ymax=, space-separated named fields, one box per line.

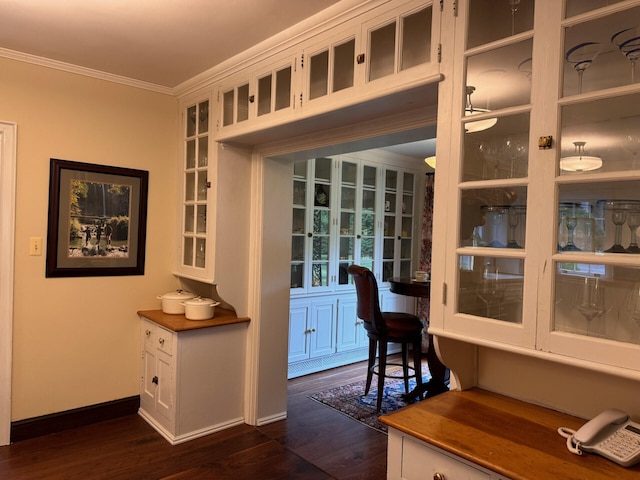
xmin=380 ymin=388 xmax=640 ymax=480
xmin=137 ymin=308 xmax=250 ymax=332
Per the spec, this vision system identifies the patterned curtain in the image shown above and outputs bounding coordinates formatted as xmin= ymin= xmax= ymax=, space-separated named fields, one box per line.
xmin=417 ymin=173 xmax=435 ymax=352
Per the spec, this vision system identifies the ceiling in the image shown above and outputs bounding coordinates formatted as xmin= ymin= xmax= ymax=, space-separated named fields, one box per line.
xmin=0 ymin=0 xmax=342 ymax=88
xmin=0 ymin=0 xmax=437 ymax=161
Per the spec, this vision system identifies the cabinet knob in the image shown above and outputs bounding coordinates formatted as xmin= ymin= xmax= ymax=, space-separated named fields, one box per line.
xmin=152 ymin=376 xmax=158 ymax=385
xmin=145 ymin=330 xmax=151 ymax=336
xmin=159 ymin=338 xmax=165 ymax=345
xmin=307 ymin=232 xmax=313 ymax=238
xmin=356 ymin=234 xmax=362 ymax=239
xmin=433 ymin=473 xmax=446 ymax=480
xmin=357 ymin=53 xmax=365 ymax=64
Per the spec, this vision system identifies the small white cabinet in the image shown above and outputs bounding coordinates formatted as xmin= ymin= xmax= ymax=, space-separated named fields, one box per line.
xmin=138 ymin=312 xmax=248 ymax=444
xmin=387 ymin=428 xmax=503 ymax=480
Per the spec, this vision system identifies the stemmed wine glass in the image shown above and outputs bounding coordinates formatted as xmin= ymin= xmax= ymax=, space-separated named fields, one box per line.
xmin=573 ymin=276 xmax=610 ymax=323
xmin=559 ymin=203 xmax=581 ymax=251
xmin=507 ymin=206 xmax=525 ymax=248
xmin=622 ymin=282 xmax=640 ymax=328
xmin=509 ymin=0 xmax=521 ymax=36
xmin=565 ymin=42 xmax=602 ymax=94
xmin=600 ymin=200 xmax=630 ymax=253
xmin=482 ymin=206 xmax=507 ymax=247
xmin=626 ymin=207 xmax=640 ymax=253
xmin=611 ymin=28 xmax=640 ymax=83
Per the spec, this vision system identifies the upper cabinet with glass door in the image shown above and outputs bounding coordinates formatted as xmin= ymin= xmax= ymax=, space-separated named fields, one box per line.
xmin=215 ymin=0 xmax=440 ymax=140
xmin=433 ymin=0 xmax=640 ymax=374
xmin=548 ymin=0 xmax=640 ymax=372
xmin=176 ymin=96 xmax=213 ymax=280
xmin=218 ymin=52 xmax=297 ymax=136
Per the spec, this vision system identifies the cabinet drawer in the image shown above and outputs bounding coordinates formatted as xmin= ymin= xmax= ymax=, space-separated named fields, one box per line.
xmin=401 ymin=435 xmax=491 ymax=480
xmin=142 ymin=321 xmax=174 ymax=355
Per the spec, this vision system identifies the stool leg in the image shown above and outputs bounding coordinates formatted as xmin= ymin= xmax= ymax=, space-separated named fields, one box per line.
xmin=376 ymin=341 xmax=388 ymax=412
xmin=365 ymin=338 xmax=376 ymax=395
xmin=412 ymin=339 xmax=423 ymax=401
xmin=402 ymin=343 xmax=410 ymax=393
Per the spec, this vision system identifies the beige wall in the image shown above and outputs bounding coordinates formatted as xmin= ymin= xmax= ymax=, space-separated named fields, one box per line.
xmin=0 ymin=57 xmax=179 ymax=421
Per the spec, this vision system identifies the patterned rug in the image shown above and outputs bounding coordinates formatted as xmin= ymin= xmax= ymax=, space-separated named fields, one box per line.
xmin=308 ymin=375 xmax=430 ymax=434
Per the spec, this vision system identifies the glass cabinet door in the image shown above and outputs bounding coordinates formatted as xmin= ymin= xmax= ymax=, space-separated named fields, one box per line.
xmin=338 ymin=160 xmax=358 ymax=287
xmin=359 ymin=164 xmax=378 ymax=274
xmin=365 ymin=2 xmax=434 ymax=83
xmin=382 ymin=167 xmax=415 ymax=282
xmin=182 ymin=99 xmax=209 ymax=271
xmin=448 ymin=0 xmax=536 ymax=347
xmin=291 ymin=161 xmax=308 ymax=290
xmin=548 ymin=2 xmax=640 ymax=370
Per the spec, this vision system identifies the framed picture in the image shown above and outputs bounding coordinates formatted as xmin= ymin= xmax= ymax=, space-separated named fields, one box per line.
xmin=46 ymin=158 xmax=149 ymax=277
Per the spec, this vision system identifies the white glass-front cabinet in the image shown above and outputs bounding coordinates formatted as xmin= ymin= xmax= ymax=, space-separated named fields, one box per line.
xmin=176 ymin=96 xmax=213 ymax=280
xmin=215 ymin=0 xmax=440 ymax=140
xmin=432 ymin=0 xmax=640 ymax=375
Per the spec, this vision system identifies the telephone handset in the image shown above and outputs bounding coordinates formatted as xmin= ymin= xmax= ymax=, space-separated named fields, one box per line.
xmin=558 ymin=408 xmax=640 ymax=467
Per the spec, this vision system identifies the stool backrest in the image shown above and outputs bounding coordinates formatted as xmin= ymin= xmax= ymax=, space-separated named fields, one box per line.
xmin=347 ymin=264 xmax=386 ymax=336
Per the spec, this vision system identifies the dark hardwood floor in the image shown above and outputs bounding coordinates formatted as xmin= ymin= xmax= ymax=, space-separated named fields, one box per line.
xmin=0 ymin=358 xmax=403 ymax=479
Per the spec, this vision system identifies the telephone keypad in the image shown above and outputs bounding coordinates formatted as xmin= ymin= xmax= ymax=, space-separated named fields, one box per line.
xmin=597 ymin=427 xmax=640 ymax=462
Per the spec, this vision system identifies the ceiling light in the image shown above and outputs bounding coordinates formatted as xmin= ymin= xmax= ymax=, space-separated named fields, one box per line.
xmin=560 ymin=141 xmax=602 ymax=172
xmin=464 ymin=86 xmax=498 ymax=133
xmin=424 ymin=156 xmax=436 ymax=169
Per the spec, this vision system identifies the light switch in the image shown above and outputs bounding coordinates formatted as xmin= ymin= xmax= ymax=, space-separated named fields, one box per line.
xmin=29 ymin=237 xmax=42 ymax=256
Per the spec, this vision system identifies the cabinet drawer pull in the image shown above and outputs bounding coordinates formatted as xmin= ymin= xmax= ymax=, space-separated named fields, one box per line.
xmin=433 ymin=473 xmax=445 ymax=480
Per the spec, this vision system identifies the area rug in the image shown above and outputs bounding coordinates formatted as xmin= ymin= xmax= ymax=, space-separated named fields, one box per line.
xmin=308 ymin=375 xmax=430 ymax=434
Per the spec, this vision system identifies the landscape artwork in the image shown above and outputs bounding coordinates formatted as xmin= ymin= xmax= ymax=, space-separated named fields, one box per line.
xmin=46 ymin=159 xmax=148 ymax=277
xmin=68 ymin=180 xmax=131 ymax=258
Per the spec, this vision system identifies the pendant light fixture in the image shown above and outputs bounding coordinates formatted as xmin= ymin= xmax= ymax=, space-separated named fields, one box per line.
xmin=464 ymin=86 xmax=498 ymax=133
xmin=424 ymin=156 xmax=436 ymax=169
xmin=560 ymin=141 xmax=602 ymax=172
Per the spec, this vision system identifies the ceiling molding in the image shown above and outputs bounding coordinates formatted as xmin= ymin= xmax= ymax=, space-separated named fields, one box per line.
xmin=0 ymin=47 xmax=175 ymax=96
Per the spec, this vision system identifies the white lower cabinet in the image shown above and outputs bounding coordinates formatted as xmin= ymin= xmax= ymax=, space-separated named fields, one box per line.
xmin=139 ymin=317 xmax=246 ymax=444
xmin=387 ymin=428 xmax=509 ymax=480
xmin=288 ymin=290 xmax=408 ymax=378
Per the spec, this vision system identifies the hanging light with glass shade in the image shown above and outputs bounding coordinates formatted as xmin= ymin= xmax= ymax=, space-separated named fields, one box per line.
xmin=560 ymin=141 xmax=602 ymax=172
xmin=464 ymin=86 xmax=498 ymax=133
xmin=424 ymin=156 xmax=436 ymax=169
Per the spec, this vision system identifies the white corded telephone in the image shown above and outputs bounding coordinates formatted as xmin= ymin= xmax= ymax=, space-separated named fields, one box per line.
xmin=558 ymin=408 xmax=640 ymax=467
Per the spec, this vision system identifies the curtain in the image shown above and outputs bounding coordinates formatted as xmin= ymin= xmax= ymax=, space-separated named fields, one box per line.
xmin=418 ymin=173 xmax=435 ymax=352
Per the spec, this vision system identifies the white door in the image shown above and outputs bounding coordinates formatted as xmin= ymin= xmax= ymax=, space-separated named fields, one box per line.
xmin=0 ymin=122 xmax=17 ymax=446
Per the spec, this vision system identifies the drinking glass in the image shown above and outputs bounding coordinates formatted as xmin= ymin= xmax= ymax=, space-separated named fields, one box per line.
xmin=565 ymin=42 xmax=602 ymax=94
xmin=627 ymin=209 xmax=640 ymax=253
xmin=573 ymin=276 xmax=610 ymax=322
xmin=623 ymin=282 xmax=640 ymax=328
xmin=611 ymin=28 xmax=640 ymax=83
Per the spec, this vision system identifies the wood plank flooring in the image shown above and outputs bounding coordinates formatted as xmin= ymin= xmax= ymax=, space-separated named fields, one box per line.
xmin=0 ymin=358 xmax=401 ymax=480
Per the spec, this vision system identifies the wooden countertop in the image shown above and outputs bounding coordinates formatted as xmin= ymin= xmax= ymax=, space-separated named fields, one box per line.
xmin=380 ymin=388 xmax=640 ymax=480
xmin=137 ymin=308 xmax=250 ymax=332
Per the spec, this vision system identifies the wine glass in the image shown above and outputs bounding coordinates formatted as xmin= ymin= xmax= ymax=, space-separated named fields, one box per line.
xmin=509 ymin=0 xmax=521 ymax=36
xmin=573 ymin=276 xmax=610 ymax=322
xmin=507 ymin=206 xmax=524 ymax=248
xmin=565 ymin=42 xmax=602 ymax=94
xmin=611 ymin=28 xmax=640 ymax=83
xmin=605 ymin=203 xmax=628 ymax=253
xmin=626 ymin=207 xmax=640 ymax=253
xmin=482 ymin=206 xmax=507 ymax=247
xmin=622 ymin=282 xmax=640 ymax=328
xmin=559 ymin=203 xmax=581 ymax=251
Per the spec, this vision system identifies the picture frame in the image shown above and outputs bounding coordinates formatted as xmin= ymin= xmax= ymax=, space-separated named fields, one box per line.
xmin=46 ymin=158 xmax=149 ymax=277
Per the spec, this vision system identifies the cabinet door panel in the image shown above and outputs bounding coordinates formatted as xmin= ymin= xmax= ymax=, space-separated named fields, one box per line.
xmin=156 ymin=350 xmax=174 ymax=423
xmin=310 ymin=300 xmax=336 ymax=358
xmin=337 ymin=297 xmax=360 ymax=352
xmin=288 ymin=304 xmax=310 ymax=363
xmin=142 ymin=346 xmax=157 ymax=405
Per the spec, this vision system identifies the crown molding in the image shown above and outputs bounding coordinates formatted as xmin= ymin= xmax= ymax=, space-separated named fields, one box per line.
xmin=0 ymin=47 xmax=175 ymax=96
